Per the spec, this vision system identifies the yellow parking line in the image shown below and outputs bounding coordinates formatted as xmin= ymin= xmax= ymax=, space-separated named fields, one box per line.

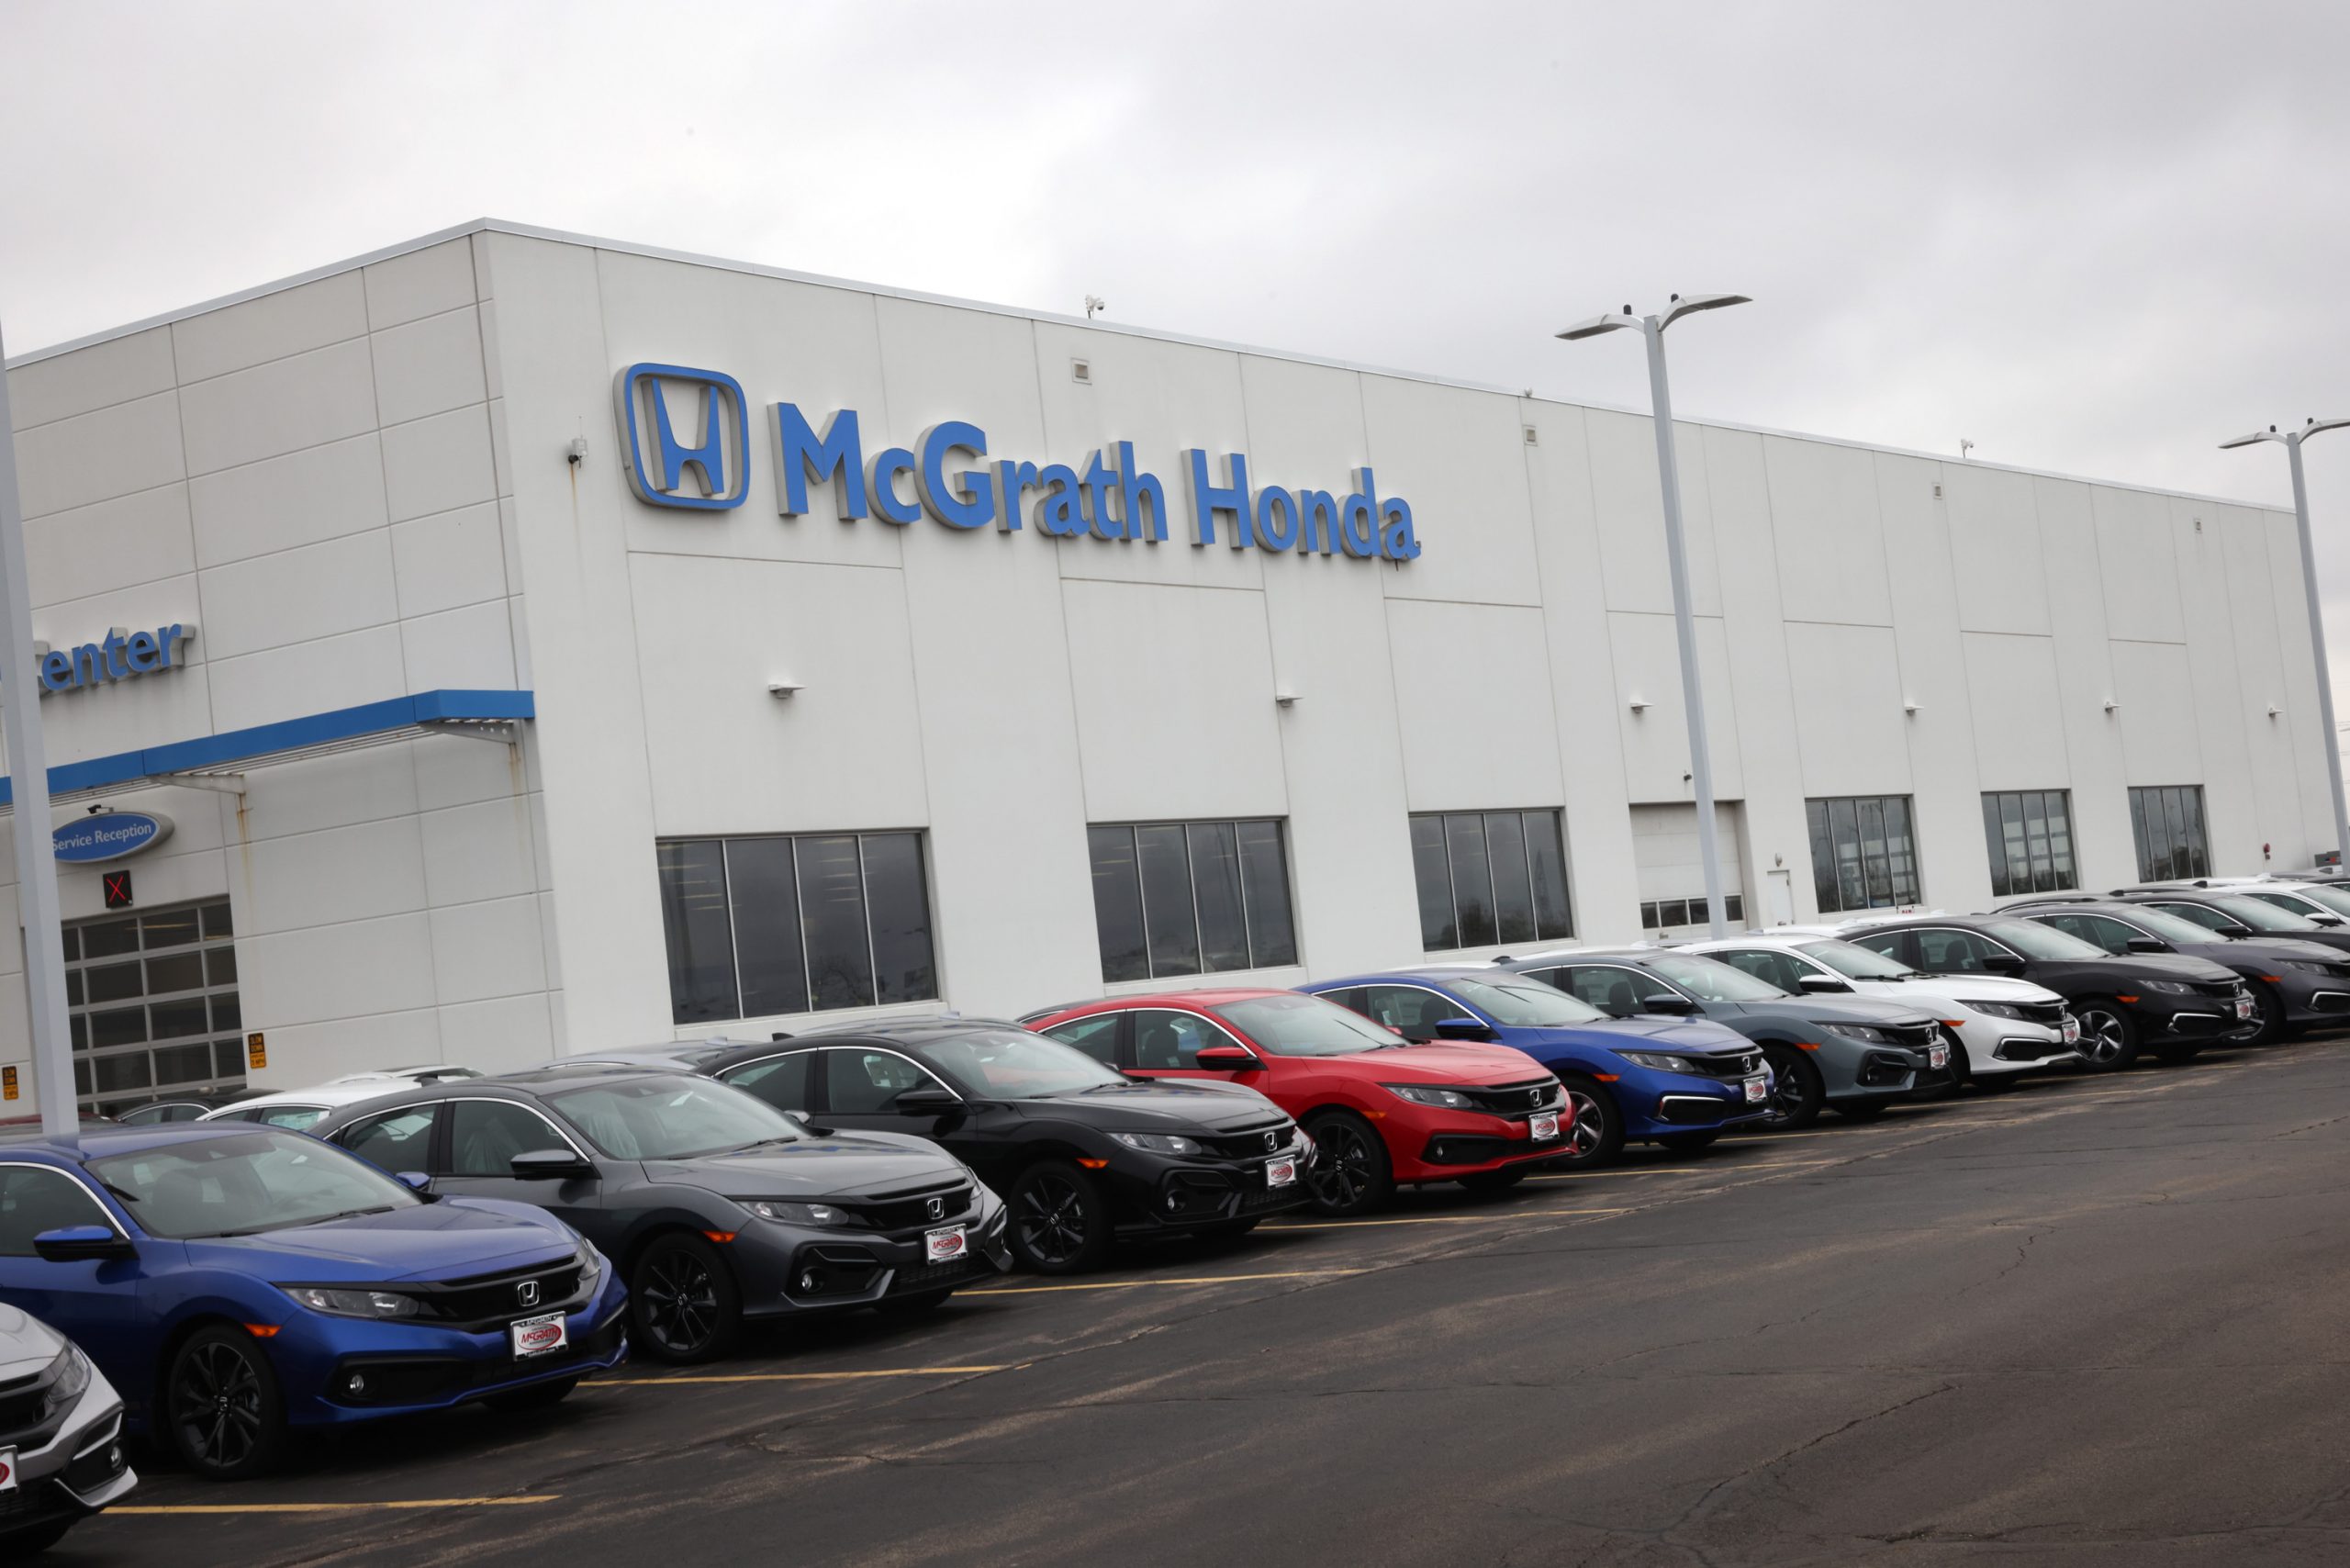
xmin=603 ymin=1365 xmax=1013 ymax=1385
xmin=1527 ymin=1159 xmax=1836 ymax=1183
xmin=969 ymin=1269 xmax=1367 ymax=1295
xmin=1269 ymin=1208 xmax=1627 ymax=1230
xmin=114 ymin=1497 xmax=557 ymax=1514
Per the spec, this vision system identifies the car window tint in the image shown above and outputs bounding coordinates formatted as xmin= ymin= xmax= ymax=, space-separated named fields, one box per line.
xmin=253 ymin=1105 xmax=328 ymax=1131
xmin=447 ymin=1099 xmax=574 ymax=1176
xmin=1040 ymin=1015 xmax=1121 ymax=1066
xmin=722 ymin=1051 xmax=815 ymax=1113
xmin=1130 ymin=1010 xmax=1229 ymax=1070
xmin=1359 ymin=985 xmax=1472 ymax=1041
xmin=825 ymin=1050 xmax=947 ymax=1113
xmin=1714 ymin=948 xmax=1806 ymax=992
xmin=1913 ymin=930 xmax=1993 ymax=971
xmin=2151 ymin=902 xmax=2232 ymax=933
xmin=1560 ymin=966 xmax=1647 ymax=1015
xmin=0 ymin=1167 xmax=113 ymax=1254
xmin=2067 ymin=913 xmax=2139 ymax=954
xmin=338 ymin=1106 xmax=438 ymax=1172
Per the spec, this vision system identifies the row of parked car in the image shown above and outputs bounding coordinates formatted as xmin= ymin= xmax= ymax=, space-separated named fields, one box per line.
xmin=0 ymin=872 xmax=2338 ymax=1547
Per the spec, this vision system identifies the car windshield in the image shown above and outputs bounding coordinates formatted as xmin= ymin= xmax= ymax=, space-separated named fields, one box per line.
xmin=2285 ymin=883 xmax=2350 ymax=919
xmin=547 ymin=1076 xmax=802 ymax=1159
xmin=1979 ymin=918 xmax=2104 ymax=958
xmin=90 ymin=1129 xmax=421 ymax=1239
xmin=1633 ymin=953 xmax=1788 ymax=1002
xmin=1210 ymin=993 xmax=1406 ymax=1056
xmin=2203 ymin=894 xmax=2318 ymax=932
xmin=2111 ymin=905 xmax=2218 ymax=943
xmin=916 ymin=1030 xmax=1127 ymax=1099
xmin=1441 ymin=976 xmax=1607 ymax=1026
xmin=1797 ymin=940 xmax=1915 ymax=980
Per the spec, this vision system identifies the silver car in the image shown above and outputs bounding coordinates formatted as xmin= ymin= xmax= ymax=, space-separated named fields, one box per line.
xmin=0 ymin=1305 xmax=136 ymax=1554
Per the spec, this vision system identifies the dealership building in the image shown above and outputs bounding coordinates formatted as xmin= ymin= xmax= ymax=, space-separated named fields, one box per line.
xmin=0 ymin=219 xmax=2333 ymax=1112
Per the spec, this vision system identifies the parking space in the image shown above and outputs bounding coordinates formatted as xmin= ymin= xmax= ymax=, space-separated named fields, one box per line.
xmin=69 ymin=1032 xmax=2350 ymax=1566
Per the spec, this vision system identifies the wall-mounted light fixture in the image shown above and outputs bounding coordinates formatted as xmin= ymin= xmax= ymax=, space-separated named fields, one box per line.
xmin=1628 ymin=696 xmax=1651 ymax=713
xmin=1274 ymin=689 xmax=1299 ymax=708
xmin=767 ymin=680 xmax=803 ymax=699
xmin=2102 ymin=697 xmax=2121 ymax=712
xmin=1903 ymin=699 xmax=1920 ymax=715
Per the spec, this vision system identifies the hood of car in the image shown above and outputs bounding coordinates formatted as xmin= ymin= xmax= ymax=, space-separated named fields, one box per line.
xmin=1861 ymin=974 xmax=2065 ymax=1004
xmin=1726 ymin=993 xmax=1939 ymax=1027
xmin=1510 ymin=1016 xmax=1754 ymax=1054
xmin=2076 ymin=952 xmax=2239 ymax=983
xmin=0 ymin=1302 xmax=63 ymax=1379
xmin=2197 ymin=936 xmax=2347 ymax=966
xmin=645 ymin=1137 xmax=965 ymax=1201
xmin=1317 ymin=1040 xmax=1550 ymax=1085
xmin=1004 ymin=1081 xmax=1284 ymax=1132
xmin=184 ymin=1197 xmax=576 ymax=1285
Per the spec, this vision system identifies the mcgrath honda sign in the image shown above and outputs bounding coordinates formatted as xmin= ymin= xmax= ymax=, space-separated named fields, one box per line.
xmin=614 ymin=363 xmax=1421 ymax=562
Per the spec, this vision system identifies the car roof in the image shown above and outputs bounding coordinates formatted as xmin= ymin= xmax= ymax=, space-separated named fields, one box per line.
xmin=1035 ymin=988 xmax=1296 ymax=1014
xmin=0 ymin=1120 xmax=317 ymax=1160
xmin=1302 ymin=966 xmax=1507 ymax=988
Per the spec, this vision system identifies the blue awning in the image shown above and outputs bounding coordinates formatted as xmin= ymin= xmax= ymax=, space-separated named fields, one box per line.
xmin=0 ymin=689 xmax=534 ymax=809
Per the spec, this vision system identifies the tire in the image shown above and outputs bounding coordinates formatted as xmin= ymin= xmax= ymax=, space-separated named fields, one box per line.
xmin=1008 ymin=1160 xmax=1113 ymax=1274
xmin=1758 ymin=1047 xmax=1824 ymax=1130
xmin=1831 ymin=1099 xmax=1890 ymax=1122
xmin=1938 ymin=1027 xmax=1974 ymax=1095
xmin=1458 ymin=1168 xmax=1528 ymax=1194
xmin=166 ymin=1325 xmax=287 ymax=1481
xmin=1550 ymin=1075 xmax=1625 ymax=1170
xmin=1301 ymin=1110 xmax=1396 ymax=1217
xmin=2244 ymin=981 xmax=2288 ymax=1047
xmin=485 ymin=1376 xmax=579 ymax=1414
xmin=631 ymin=1233 xmax=743 ymax=1363
xmin=1654 ymin=1129 xmax=1721 ymax=1155
xmin=0 ymin=1520 xmax=75 ymax=1554
xmin=2073 ymin=1001 xmax=2142 ymax=1071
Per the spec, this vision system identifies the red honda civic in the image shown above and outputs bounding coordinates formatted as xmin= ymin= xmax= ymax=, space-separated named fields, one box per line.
xmin=1024 ymin=989 xmax=1569 ymax=1216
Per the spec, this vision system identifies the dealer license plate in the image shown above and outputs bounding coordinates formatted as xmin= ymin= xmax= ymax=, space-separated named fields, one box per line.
xmin=0 ymin=1445 xmax=17 ymax=1493
xmin=1529 ymin=1112 xmax=1561 ymax=1141
xmin=1743 ymin=1074 xmax=1768 ymax=1103
xmin=2062 ymin=1015 xmax=2081 ymax=1045
xmin=509 ymin=1312 xmax=567 ymax=1360
xmin=2234 ymin=993 xmax=2255 ymax=1019
xmin=925 ymin=1225 xmax=968 ymax=1263
xmin=1929 ymin=1044 xmax=1951 ymax=1070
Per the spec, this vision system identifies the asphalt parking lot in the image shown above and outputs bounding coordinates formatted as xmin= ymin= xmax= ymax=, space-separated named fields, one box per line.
xmin=63 ymin=1033 xmax=2350 ymax=1567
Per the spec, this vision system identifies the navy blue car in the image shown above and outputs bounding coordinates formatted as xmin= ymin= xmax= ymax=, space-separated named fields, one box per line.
xmin=0 ymin=1122 xmax=628 ymax=1479
xmin=1299 ymin=967 xmax=1774 ymax=1168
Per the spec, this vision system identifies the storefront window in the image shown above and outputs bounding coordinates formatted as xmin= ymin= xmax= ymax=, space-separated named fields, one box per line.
xmin=1409 ymin=810 xmax=1574 ymax=951
xmin=1086 ymin=819 xmax=1297 ymax=981
xmin=2128 ymin=786 xmax=2210 ymax=881
xmin=1806 ymin=795 xmax=1920 ymax=913
xmin=1983 ymin=790 xmax=2076 ymax=897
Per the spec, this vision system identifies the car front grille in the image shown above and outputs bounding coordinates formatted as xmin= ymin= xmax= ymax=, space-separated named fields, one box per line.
xmin=426 ymin=1259 xmax=587 ymax=1330
xmin=1196 ymin=1121 xmax=1295 ymax=1159
xmin=0 ymin=1369 xmax=69 ymax=1450
xmin=1684 ymin=1049 xmax=1765 ymax=1081
xmin=2015 ymin=1001 xmax=2068 ymax=1027
xmin=1459 ymin=1079 xmax=1564 ymax=1117
xmin=1879 ymin=1022 xmax=1944 ymax=1053
xmin=837 ymin=1180 xmax=977 ymax=1233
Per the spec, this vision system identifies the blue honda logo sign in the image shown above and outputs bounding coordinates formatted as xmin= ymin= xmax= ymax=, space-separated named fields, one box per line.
xmin=53 ymin=811 xmax=173 ymax=864
xmin=615 ymin=364 xmax=750 ymax=510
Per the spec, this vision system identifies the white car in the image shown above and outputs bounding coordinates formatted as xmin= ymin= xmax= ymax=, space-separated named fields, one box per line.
xmin=1682 ymin=931 xmax=2082 ymax=1085
xmin=2143 ymin=876 xmax=2350 ymax=928
xmin=196 ymin=1065 xmax=481 ymax=1132
xmin=0 ymin=1306 xmax=136 ymax=1554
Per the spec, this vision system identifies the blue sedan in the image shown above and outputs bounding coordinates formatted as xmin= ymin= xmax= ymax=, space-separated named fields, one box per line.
xmin=1300 ymin=966 xmax=1774 ymax=1170
xmin=0 ymin=1122 xmax=627 ymax=1479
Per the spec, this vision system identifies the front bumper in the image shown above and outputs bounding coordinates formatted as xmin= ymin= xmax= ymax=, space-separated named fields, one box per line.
xmin=298 ymin=1271 xmax=632 ymax=1423
xmin=1616 ymin=1065 xmax=1776 ymax=1137
xmin=2265 ymin=969 xmax=2350 ymax=1025
xmin=740 ymin=1193 xmax=1014 ymax=1317
xmin=2129 ymin=990 xmax=2255 ymax=1039
xmin=0 ymin=1363 xmax=135 ymax=1540
xmin=1101 ymin=1143 xmax=1315 ymax=1235
xmin=1389 ymin=1105 xmax=1570 ymax=1182
xmin=1951 ymin=1014 xmax=2080 ymax=1073
xmin=1813 ymin=1034 xmax=1948 ymax=1102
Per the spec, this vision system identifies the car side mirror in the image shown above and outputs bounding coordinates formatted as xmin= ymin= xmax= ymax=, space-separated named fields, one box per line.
xmin=509 ymin=1148 xmax=597 ymax=1180
xmin=1641 ymin=993 xmax=1699 ymax=1016
xmin=1982 ymin=954 xmax=2027 ymax=976
xmin=892 ymin=1086 xmax=959 ymax=1113
xmin=2124 ymin=935 xmax=2167 ymax=955
xmin=2214 ymin=923 xmax=2256 ymax=938
xmin=34 ymin=1225 xmax=134 ymax=1263
xmin=1432 ymin=1018 xmax=1497 ymax=1042
xmin=1796 ymin=974 xmax=1851 ymax=994
xmin=1193 ymin=1044 xmax=1264 ymax=1070
xmin=393 ymin=1170 xmax=435 ymax=1195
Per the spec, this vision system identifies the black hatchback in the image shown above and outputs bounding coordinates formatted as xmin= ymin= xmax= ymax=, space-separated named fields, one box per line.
xmin=594 ymin=1023 xmax=1314 ymax=1274
xmin=311 ymin=1068 xmax=1011 ymax=1362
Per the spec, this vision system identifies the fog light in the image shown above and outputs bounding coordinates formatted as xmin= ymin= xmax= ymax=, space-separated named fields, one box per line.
xmin=1165 ymin=1192 xmax=1183 ymax=1212
xmin=344 ymin=1372 xmax=367 ymax=1397
xmin=798 ymin=1269 xmax=823 ymax=1293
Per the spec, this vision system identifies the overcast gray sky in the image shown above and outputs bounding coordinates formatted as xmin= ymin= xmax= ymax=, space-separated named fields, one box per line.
xmin=6 ymin=0 xmax=2350 ymax=678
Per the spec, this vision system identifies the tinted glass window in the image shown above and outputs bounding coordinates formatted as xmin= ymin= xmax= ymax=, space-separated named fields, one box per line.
xmin=339 ymin=1106 xmax=439 ymax=1172
xmin=722 ymin=1052 xmax=815 ymax=1114
xmin=1088 ymin=826 xmax=1149 ymax=983
xmin=1807 ymin=795 xmax=1921 ymax=914
xmin=252 ymin=1104 xmax=329 ymax=1130
xmin=1410 ymin=816 xmax=1456 ymax=948
xmin=824 ymin=1050 xmax=949 ymax=1114
xmin=90 ymin=1130 xmax=420 ymax=1239
xmin=799 ymin=834 xmax=876 ymax=1010
xmin=1357 ymin=985 xmax=1475 ymax=1041
xmin=1445 ymin=976 xmax=1607 ymax=1026
xmin=2130 ymin=786 xmax=2210 ymax=881
xmin=656 ymin=839 xmax=737 ymax=1024
xmin=1087 ymin=820 xmax=1299 ymax=981
xmin=1040 ymin=1014 xmax=1121 ymax=1065
xmin=1985 ymin=790 xmax=2077 ymax=898
xmin=1913 ymin=929 xmax=1997 ymax=971
xmin=1638 ymin=954 xmax=1785 ymax=1002
xmin=1977 ymin=918 xmax=2102 ymax=959
xmin=863 ymin=834 xmax=938 ymax=1003
xmin=1410 ymin=810 xmax=1574 ymax=952
xmin=915 ymin=1031 xmax=1125 ymax=1098
xmin=1208 ymin=994 xmax=1402 ymax=1057
xmin=2204 ymin=895 xmax=2315 ymax=933
xmin=726 ymin=837 xmax=809 ymax=1020
xmin=1190 ymin=822 xmax=1250 ymax=974
xmin=549 ymin=1077 xmax=801 ymax=1159
xmin=1796 ymin=939 xmax=1913 ymax=979
xmin=1136 ymin=825 xmax=1203 ymax=978
xmin=1131 ymin=1010 xmax=1236 ymax=1070
xmin=1713 ymin=947 xmax=1809 ymax=993
xmin=0 ymin=1167 xmax=113 ymax=1254
xmin=447 ymin=1100 xmax=573 ymax=1175
xmin=1560 ymin=966 xmax=1650 ymax=1014
xmin=1236 ymin=821 xmax=1298 ymax=967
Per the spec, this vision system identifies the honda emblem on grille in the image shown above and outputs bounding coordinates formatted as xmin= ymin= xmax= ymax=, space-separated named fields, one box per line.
xmin=1263 ymin=1132 xmax=1278 ymax=1153
xmin=516 ymin=1279 xmax=540 ymax=1308
xmin=925 ymin=1195 xmax=946 ymax=1221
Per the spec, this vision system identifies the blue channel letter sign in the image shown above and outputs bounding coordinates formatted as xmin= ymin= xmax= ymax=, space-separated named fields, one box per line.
xmin=53 ymin=811 xmax=173 ymax=864
xmin=613 ymin=362 xmax=1420 ymax=562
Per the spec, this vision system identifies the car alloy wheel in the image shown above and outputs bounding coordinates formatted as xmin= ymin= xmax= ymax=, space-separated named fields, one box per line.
xmin=632 ymin=1235 xmax=741 ymax=1362
xmin=1759 ymin=1047 xmax=1824 ymax=1130
xmin=1547 ymin=1075 xmax=1624 ymax=1170
xmin=2075 ymin=1004 xmax=2135 ymax=1070
xmin=1302 ymin=1110 xmax=1394 ymax=1216
xmin=169 ymin=1327 xmax=284 ymax=1479
xmin=1015 ymin=1171 xmax=1091 ymax=1266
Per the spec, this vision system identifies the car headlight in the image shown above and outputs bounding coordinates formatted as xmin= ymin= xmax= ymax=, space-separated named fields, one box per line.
xmin=576 ymin=1242 xmax=606 ymax=1297
xmin=1961 ymin=1001 xmax=2025 ymax=1019
xmin=45 ymin=1343 xmax=90 ymax=1407
xmin=1382 ymin=1083 xmax=1479 ymax=1109
xmin=2282 ymin=960 xmax=2336 ymax=976
xmin=1617 ymin=1050 xmax=1705 ymax=1074
xmin=742 ymin=1200 xmax=851 ymax=1226
xmin=1108 ymin=1131 xmax=1203 ymax=1156
xmin=285 ymin=1285 xmax=426 ymax=1319
xmin=1816 ymin=1022 xmax=1889 ymax=1043
xmin=2145 ymin=980 xmax=2195 ymax=994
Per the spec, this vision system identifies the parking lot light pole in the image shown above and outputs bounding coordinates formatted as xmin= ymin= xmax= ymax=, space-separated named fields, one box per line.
xmin=1558 ymin=295 xmax=1750 ymax=938
xmin=2222 ymin=418 xmax=2350 ymax=868
xmin=0 ymin=316 xmax=81 ymax=1139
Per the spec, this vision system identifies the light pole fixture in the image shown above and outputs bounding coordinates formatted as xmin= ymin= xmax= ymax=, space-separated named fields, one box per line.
xmin=1558 ymin=293 xmax=1750 ymax=938
xmin=2221 ymin=417 xmax=2350 ymax=867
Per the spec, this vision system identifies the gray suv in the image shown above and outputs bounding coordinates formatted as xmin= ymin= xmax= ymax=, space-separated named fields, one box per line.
xmin=0 ymin=1305 xmax=136 ymax=1554
xmin=1496 ymin=947 xmax=1953 ymax=1127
